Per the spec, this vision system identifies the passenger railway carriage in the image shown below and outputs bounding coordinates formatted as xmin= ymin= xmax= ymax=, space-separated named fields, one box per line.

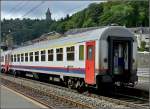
xmin=1 ymin=26 xmax=138 ymax=90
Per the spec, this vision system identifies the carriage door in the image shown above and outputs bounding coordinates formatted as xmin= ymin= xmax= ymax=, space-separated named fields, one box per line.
xmin=85 ymin=41 xmax=95 ymax=84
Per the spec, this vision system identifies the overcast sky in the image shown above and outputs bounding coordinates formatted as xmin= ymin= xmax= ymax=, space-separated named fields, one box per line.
xmin=1 ymin=1 xmax=104 ymax=20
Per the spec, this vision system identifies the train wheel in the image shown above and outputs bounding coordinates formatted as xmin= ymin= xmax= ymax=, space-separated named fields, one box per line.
xmin=33 ymin=73 xmax=39 ymax=80
xmin=15 ymin=70 xmax=21 ymax=77
xmin=67 ymin=79 xmax=74 ymax=89
xmin=76 ymin=80 xmax=85 ymax=93
xmin=1 ymin=69 xmax=5 ymax=73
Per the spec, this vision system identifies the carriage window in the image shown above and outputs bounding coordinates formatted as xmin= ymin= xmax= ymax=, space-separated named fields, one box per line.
xmin=17 ymin=54 xmax=20 ymax=62
xmin=56 ymin=48 xmax=63 ymax=61
xmin=8 ymin=54 xmax=11 ymax=62
xmin=21 ymin=54 xmax=24 ymax=62
xmin=25 ymin=53 xmax=28 ymax=62
xmin=2 ymin=56 xmax=4 ymax=62
xmin=48 ymin=49 xmax=53 ymax=61
xmin=5 ymin=55 xmax=7 ymax=63
xmin=29 ymin=52 xmax=33 ymax=62
xmin=3 ymin=56 xmax=4 ymax=62
xmin=11 ymin=55 xmax=13 ymax=62
xmin=0 ymin=56 xmax=4 ymax=62
xmin=14 ymin=55 xmax=16 ymax=62
xmin=35 ymin=51 xmax=39 ymax=62
xmin=79 ymin=45 xmax=84 ymax=60
xmin=41 ymin=50 xmax=46 ymax=61
xmin=87 ymin=46 xmax=94 ymax=60
xmin=66 ymin=46 xmax=74 ymax=61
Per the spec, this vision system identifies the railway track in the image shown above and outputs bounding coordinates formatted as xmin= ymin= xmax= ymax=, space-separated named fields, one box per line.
xmin=1 ymin=74 xmax=149 ymax=109
xmin=90 ymin=92 xmax=149 ymax=109
xmin=1 ymin=84 xmax=54 ymax=109
xmin=0 ymin=74 xmax=95 ymax=109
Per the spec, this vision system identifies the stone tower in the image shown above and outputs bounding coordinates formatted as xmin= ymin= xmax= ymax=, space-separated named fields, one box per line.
xmin=46 ymin=8 xmax=51 ymax=21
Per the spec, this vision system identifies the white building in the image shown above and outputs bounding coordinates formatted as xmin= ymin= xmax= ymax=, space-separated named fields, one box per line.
xmin=129 ymin=27 xmax=150 ymax=49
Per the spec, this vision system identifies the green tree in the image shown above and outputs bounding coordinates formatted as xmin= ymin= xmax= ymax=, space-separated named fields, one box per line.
xmin=1 ymin=1 xmax=149 ymax=45
xmin=140 ymin=41 xmax=146 ymax=51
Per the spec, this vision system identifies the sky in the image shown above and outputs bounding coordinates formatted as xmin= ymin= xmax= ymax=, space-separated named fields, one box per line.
xmin=1 ymin=1 xmax=104 ymax=20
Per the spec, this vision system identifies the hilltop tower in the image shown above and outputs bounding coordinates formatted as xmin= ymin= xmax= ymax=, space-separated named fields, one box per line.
xmin=46 ymin=8 xmax=51 ymax=21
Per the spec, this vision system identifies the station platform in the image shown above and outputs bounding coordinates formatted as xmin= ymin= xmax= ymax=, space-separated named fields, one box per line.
xmin=1 ymin=85 xmax=48 ymax=109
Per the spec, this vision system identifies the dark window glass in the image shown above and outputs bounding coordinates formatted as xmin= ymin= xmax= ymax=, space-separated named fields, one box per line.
xmin=48 ymin=49 xmax=53 ymax=61
xmin=11 ymin=55 xmax=13 ymax=62
xmin=8 ymin=54 xmax=11 ymax=62
xmin=14 ymin=55 xmax=16 ymax=62
xmin=25 ymin=53 xmax=28 ymax=62
xmin=67 ymin=46 xmax=74 ymax=61
xmin=41 ymin=50 xmax=46 ymax=61
xmin=17 ymin=54 xmax=20 ymax=62
xmin=56 ymin=48 xmax=63 ymax=61
xmin=21 ymin=54 xmax=24 ymax=62
xmin=79 ymin=45 xmax=84 ymax=60
xmin=35 ymin=51 xmax=39 ymax=62
xmin=29 ymin=52 xmax=33 ymax=62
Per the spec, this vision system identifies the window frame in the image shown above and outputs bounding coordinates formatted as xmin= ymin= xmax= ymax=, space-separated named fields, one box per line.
xmin=41 ymin=50 xmax=46 ymax=61
xmin=48 ymin=49 xmax=53 ymax=61
xmin=25 ymin=53 xmax=28 ymax=62
xmin=66 ymin=46 xmax=75 ymax=61
xmin=21 ymin=53 xmax=24 ymax=62
xmin=29 ymin=52 xmax=33 ymax=62
xmin=35 ymin=51 xmax=39 ymax=62
xmin=11 ymin=55 xmax=13 ymax=62
xmin=17 ymin=54 xmax=20 ymax=62
xmin=14 ymin=54 xmax=16 ymax=62
xmin=87 ymin=45 xmax=94 ymax=60
xmin=56 ymin=48 xmax=63 ymax=61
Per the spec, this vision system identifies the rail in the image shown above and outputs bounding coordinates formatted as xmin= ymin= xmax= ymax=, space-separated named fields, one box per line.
xmin=0 ymin=74 xmax=149 ymax=109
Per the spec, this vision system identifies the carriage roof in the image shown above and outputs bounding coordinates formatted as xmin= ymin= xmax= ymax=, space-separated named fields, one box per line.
xmin=3 ymin=26 xmax=136 ymax=54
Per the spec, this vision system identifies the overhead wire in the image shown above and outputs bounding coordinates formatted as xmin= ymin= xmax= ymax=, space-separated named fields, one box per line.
xmin=21 ymin=1 xmax=46 ymax=18
xmin=13 ymin=1 xmax=30 ymax=17
xmin=30 ymin=1 xmax=48 ymax=19
xmin=8 ymin=1 xmax=27 ymax=17
xmin=8 ymin=1 xmax=23 ymax=13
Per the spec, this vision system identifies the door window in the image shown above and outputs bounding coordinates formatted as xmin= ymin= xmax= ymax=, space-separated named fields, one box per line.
xmin=87 ymin=46 xmax=93 ymax=60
